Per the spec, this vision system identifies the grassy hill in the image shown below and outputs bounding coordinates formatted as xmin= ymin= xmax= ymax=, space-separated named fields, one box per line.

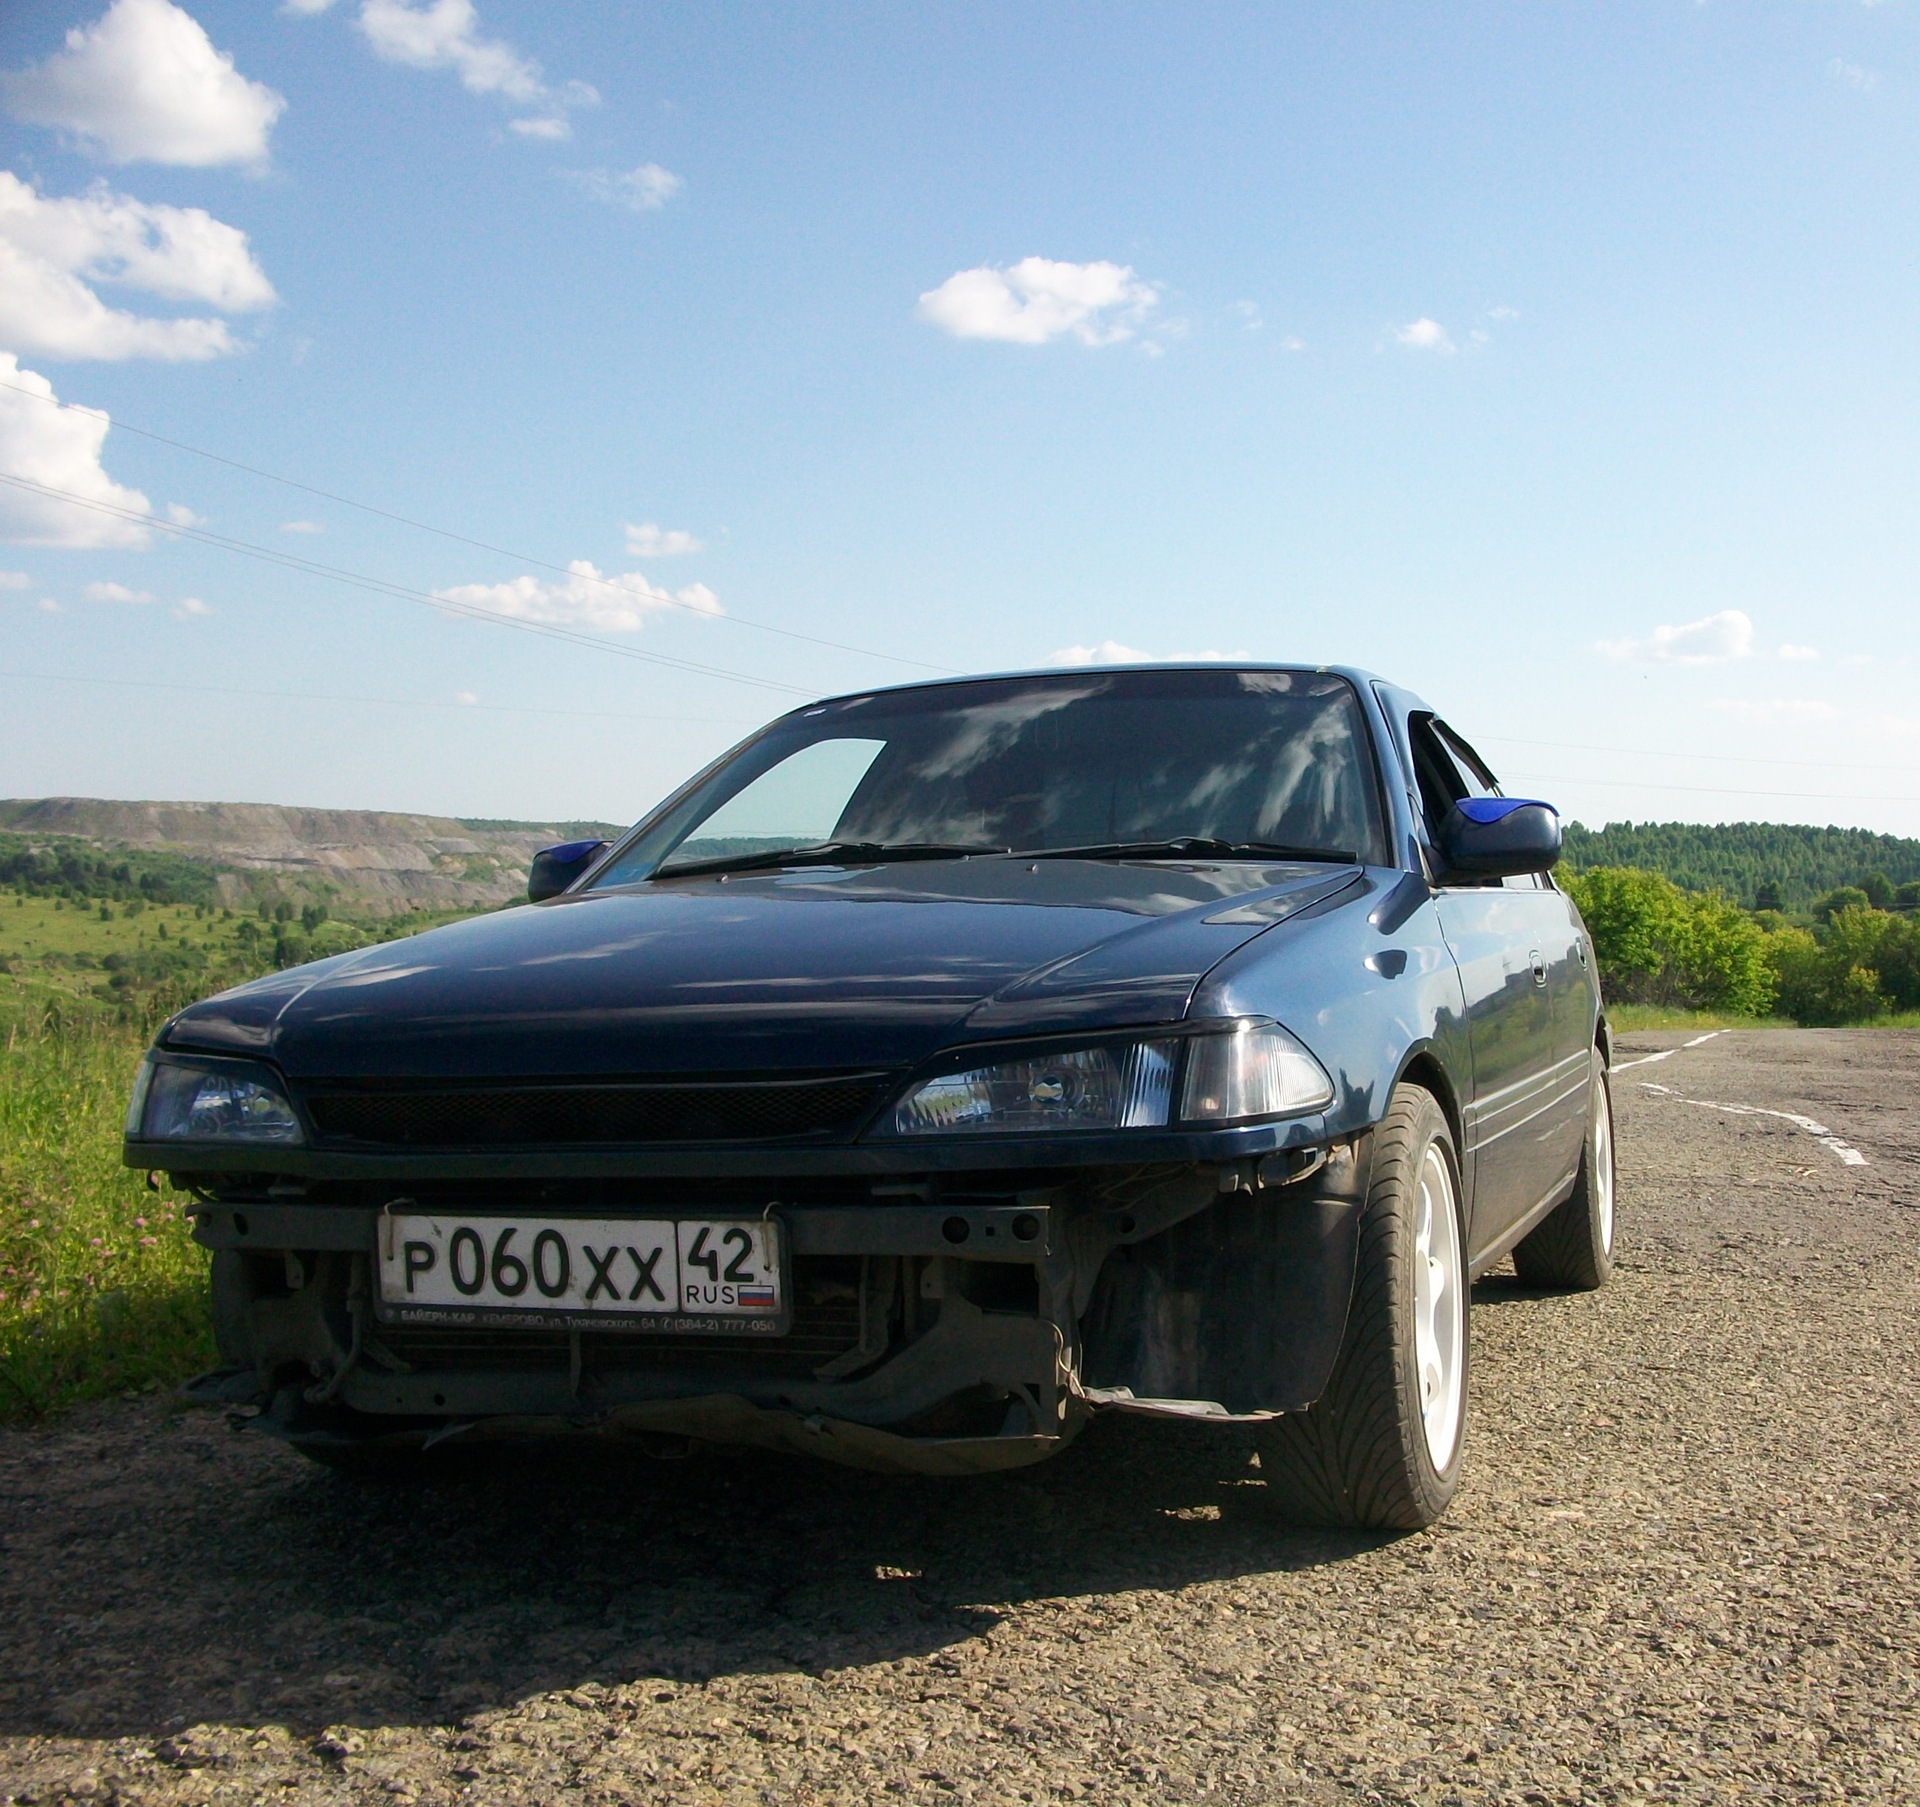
xmin=0 ymin=798 xmax=623 ymax=915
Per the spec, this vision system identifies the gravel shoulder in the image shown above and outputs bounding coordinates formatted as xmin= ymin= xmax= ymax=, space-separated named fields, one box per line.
xmin=3 ymin=1029 xmax=1917 ymax=1805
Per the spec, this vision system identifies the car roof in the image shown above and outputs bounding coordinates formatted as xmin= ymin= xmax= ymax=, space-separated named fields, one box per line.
xmin=800 ymin=661 xmax=1392 ymax=712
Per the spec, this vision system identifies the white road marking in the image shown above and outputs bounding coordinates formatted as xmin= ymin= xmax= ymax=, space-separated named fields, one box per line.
xmin=1613 ymin=1029 xmax=1726 ymax=1071
xmin=1637 ymin=1081 xmax=1868 ymax=1166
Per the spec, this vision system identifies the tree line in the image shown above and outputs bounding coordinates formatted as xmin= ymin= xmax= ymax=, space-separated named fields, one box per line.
xmin=0 ymin=833 xmax=223 ymax=908
xmin=1561 ymin=820 xmax=1920 ymax=910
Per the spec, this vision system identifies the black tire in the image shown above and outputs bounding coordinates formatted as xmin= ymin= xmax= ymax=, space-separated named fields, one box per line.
xmin=1512 ymin=1050 xmax=1615 ymax=1291
xmin=1255 ymin=1084 xmax=1469 ymax=1531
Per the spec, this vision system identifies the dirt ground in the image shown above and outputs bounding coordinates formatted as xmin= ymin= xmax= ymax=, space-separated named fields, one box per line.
xmin=2 ymin=1028 xmax=1916 ymax=1805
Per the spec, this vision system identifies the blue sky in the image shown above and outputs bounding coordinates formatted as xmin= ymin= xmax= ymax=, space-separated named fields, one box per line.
xmin=2 ymin=0 xmax=1917 ymax=834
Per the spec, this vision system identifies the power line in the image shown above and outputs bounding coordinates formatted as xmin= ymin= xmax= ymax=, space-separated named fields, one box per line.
xmin=0 ymin=376 xmax=952 ymax=676
xmin=1505 ymin=770 xmax=1920 ymax=806
xmin=0 ymin=667 xmax=762 ymax=726
xmin=1482 ymin=732 xmax=1919 ymax=777
xmin=0 ymin=471 xmax=817 ymax=697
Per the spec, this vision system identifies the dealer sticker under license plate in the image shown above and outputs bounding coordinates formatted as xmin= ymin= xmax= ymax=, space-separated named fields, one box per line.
xmin=374 ymin=1214 xmax=786 ymax=1333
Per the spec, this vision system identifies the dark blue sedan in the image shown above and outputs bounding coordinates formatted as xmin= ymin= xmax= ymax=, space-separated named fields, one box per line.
xmin=127 ymin=665 xmax=1613 ymax=1529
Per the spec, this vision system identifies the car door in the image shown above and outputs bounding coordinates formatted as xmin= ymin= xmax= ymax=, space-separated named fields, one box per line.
xmin=1410 ymin=716 xmax=1587 ymax=1258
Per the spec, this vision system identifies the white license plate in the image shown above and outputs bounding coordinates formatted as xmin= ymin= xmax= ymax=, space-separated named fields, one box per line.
xmin=374 ymin=1214 xmax=786 ymax=1332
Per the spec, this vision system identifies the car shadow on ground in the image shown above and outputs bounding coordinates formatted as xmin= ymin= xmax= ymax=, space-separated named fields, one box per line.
xmin=2 ymin=1409 xmax=1395 ymax=1741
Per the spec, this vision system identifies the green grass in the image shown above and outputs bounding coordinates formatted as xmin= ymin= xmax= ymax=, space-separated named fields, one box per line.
xmin=0 ymin=889 xmax=483 ymax=1028
xmin=1606 ymin=1004 xmax=1796 ymax=1033
xmin=0 ymin=1004 xmax=213 ymax=1420
xmin=1606 ymin=1002 xmax=1920 ymax=1032
xmin=0 ymin=888 xmax=490 ymax=1422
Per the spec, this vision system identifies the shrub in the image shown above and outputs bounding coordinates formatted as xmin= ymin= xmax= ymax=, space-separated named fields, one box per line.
xmin=1765 ymin=918 xmax=1879 ymax=1024
xmin=1562 ymin=867 xmax=1776 ymax=1016
xmin=1813 ymin=886 xmax=1870 ymax=925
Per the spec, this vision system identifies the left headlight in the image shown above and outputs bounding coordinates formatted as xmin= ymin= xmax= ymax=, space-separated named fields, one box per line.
xmin=127 ymin=1058 xmax=304 ymax=1145
xmin=882 ymin=1021 xmax=1333 ymax=1137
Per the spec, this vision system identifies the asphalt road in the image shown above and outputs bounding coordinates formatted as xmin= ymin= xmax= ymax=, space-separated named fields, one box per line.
xmin=2 ymin=1028 xmax=1916 ymax=1805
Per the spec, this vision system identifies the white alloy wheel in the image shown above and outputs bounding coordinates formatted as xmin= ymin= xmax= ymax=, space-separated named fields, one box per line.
xmin=1258 ymin=1083 xmax=1468 ymax=1528
xmin=1512 ymin=1050 xmax=1617 ymax=1292
xmin=1592 ymin=1075 xmax=1616 ymax=1258
xmin=1411 ymin=1140 xmax=1466 ymax=1469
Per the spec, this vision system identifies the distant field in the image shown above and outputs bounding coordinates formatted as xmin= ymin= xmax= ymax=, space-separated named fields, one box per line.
xmin=0 ymin=890 xmax=483 ymax=1026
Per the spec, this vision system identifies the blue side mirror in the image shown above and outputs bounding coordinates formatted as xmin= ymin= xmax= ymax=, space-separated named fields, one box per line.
xmin=528 ymin=838 xmax=608 ymax=903
xmin=1437 ymin=798 xmax=1561 ymax=880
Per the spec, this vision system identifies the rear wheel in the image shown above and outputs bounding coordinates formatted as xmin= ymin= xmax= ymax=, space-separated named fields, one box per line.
xmin=1256 ymin=1084 xmax=1468 ymax=1531
xmin=1512 ymin=1050 xmax=1615 ymax=1290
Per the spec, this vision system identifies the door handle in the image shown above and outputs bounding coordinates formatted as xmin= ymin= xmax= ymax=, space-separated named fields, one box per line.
xmin=1529 ymin=948 xmax=1547 ymax=987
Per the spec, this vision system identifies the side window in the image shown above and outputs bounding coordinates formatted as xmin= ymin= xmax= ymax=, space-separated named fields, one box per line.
xmin=1410 ymin=715 xmax=1517 ymax=889
xmin=1432 ymin=721 xmax=1500 ymax=799
xmin=1433 ymin=721 xmax=1542 ymax=891
xmin=1407 ymin=714 xmax=1482 ymax=834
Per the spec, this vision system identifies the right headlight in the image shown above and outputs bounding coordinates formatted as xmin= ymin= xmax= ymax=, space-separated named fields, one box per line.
xmin=881 ymin=1019 xmax=1332 ymax=1137
xmin=127 ymin=1057 xmax=305 ymax=1145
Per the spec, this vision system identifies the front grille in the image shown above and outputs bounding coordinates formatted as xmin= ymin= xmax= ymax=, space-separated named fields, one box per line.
xmin=301 ymin=1072 xmax=892 ymax=1149
xmin=378 ymin=1256 xmax=864 ymax=1380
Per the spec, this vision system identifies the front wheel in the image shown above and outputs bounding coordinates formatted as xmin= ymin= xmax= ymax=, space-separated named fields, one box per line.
xmin=1256 ymin=1084 xmax=1468 ymax=1531
xmin=1512 ymin=1049 xmax=1615 ymax=1290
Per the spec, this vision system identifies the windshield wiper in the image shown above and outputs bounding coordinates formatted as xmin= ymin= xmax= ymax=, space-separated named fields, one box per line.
xmin=1023 ymin=836 xmax=1357 ymax=864
xmin=656 ymin=840 xmax=1005 ymax=878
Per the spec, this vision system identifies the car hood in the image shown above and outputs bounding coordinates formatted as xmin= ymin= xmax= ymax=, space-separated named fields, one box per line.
xmin=160 ymin=859 xmax=1363 ymax=1079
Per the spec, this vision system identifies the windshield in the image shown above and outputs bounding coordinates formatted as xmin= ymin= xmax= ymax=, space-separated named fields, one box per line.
xmin=591 ymin=668 xmax=1388 ymax=884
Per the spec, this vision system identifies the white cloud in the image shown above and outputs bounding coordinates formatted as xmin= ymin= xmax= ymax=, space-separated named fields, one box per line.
xmin=172 ymin=594 xmax=211 ymax=618
xmin=37 ymin=596 xmax=61 ymax=612
xmin=355 ymin=0 xmax=594 ymax=134
xmin=279 ymin=519 xmax=322 ymax=533
xmin=165 ymin=502 xmax=204 ymax=526
xmin=0 ymin=354 xmax=152 ymax=547
xmin=917 ymin=258 xmax=1159 ymax=347
xmin=1596 ymin=609 xmax=1756 ymax=664
xmin=1233 ymin=300 xmax=1263 ymax=331
xmin=1828 ymin=57 xmax=1878 ymax=91
xmin=358 ymin=0 xmax=540 ymax=98
xmin=564 ymin=162 xmax=684 ymax=211
xmin=455 ymin=689 xmax=478 ymax=705
xmin=1489 ymin=305 xmax=1520 ymax=321
xmin=0 ymin=171 xmax=274 ymax=361
xmin=1708 ymin=698 xmax=1841 ymax=726
xmin=84 ymin=579 xmax=152 ymax=602
xmin=3 ymin=0 xmax=284 ymax=168
xmin=1778 ymin=642 xmax=1819 ymax=661
xmin=1050 ymin=640 xmax=1153 ymax=666
xmin=284 ymin=0 xmax=337 ymax=12
xmin=624 ymin=521 xmax=702 ymax=557
xmin=0 ymin=570 xmax=28 ymax=588
xmin=1049 ymin=641 xmax=1252 ymax=666
xmin=1279 ymin=334 xmax=1305 ymax=352
xmin=1395 ymin=317 xmax=1454 ymax=352
xmin=433 ymin=560 xmax=723 ymax=633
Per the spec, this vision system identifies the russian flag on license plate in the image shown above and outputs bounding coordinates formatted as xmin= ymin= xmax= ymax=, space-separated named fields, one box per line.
xmin=736 ymin=1285 xmax=776 ymax=1308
